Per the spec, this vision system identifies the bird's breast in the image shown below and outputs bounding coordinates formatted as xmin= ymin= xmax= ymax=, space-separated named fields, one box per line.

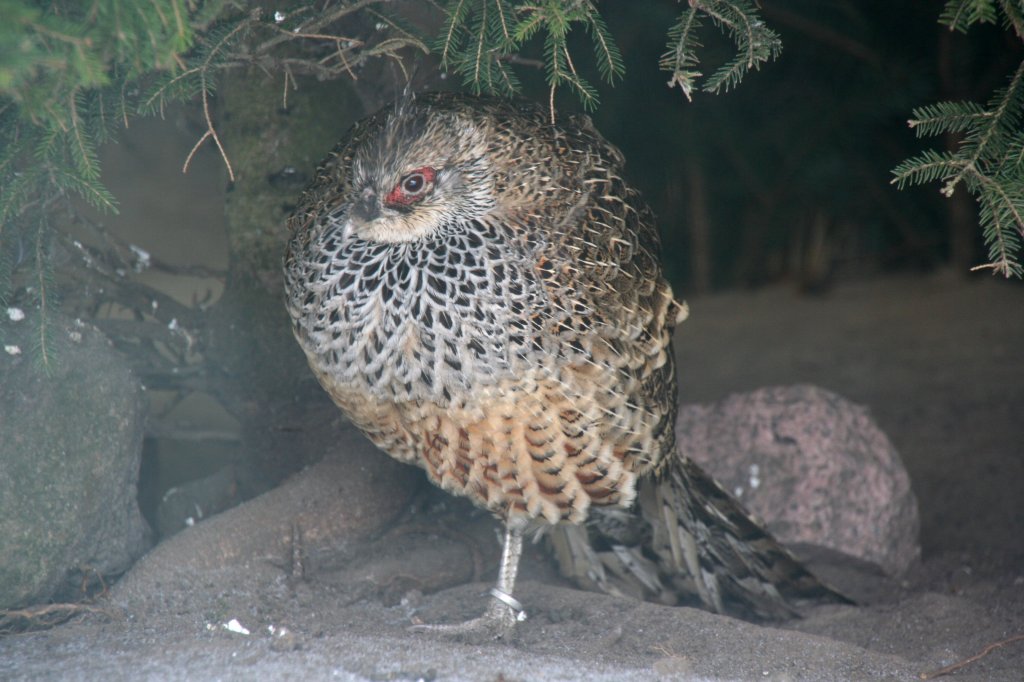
xmin=286 ymin=220 xmax=565 ymax=408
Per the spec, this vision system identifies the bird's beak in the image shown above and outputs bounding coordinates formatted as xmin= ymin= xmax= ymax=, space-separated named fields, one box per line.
xmin=352 ymin=187 xmax=380 ymax=223
xmin=341 ymin=187 xmax=380 ymax=241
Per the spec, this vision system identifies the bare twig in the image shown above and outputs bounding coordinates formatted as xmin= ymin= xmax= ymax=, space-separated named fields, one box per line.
xmin=189 ymin=71 xmax=234 ymax=181
xmin=282 ymin=65 xmax=295 ymax=109
xmin=253 ymin=0 xmax=391 ymax=54
xmin=266 ymin=24 xmax=362 ymax=44
xmin=499 ymin=54 xmax=544 ymax=69
xmin=178 ymin=16 xmax=255 ymax=181
xmin=919 ymin=633 xmax=1024 ymax=679
xmin=289 ymin=521 xmax=306 ymax=582
xmin=182 ymin=130 xmax=215 ymax=176
xmin=34 ymin=219 xmax=52 ymax=370
xmin=0 ymin=603 xmax=116 ymax=634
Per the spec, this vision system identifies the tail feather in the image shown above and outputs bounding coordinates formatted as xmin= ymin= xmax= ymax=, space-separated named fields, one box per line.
xmin=550 ymin=456 xmax=851 ymax=620
xmin=644 ymin=456 xmax=849 ymax=618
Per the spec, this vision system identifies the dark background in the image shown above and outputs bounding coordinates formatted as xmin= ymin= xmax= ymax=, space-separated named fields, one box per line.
xmin=503 ymin=1 xmax=1022 ymax=292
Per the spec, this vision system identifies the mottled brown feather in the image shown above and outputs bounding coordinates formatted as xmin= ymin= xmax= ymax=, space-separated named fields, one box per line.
xmin=284 ymin=92 xmax=846 ymax=621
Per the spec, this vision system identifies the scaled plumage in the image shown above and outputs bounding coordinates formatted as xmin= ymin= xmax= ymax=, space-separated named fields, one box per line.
xmin=284 ymin=92 xmax=844 ymax=635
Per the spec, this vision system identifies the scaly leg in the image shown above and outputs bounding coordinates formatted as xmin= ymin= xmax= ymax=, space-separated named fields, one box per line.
xmin=410 ymin=525 xmax=526 ymax=639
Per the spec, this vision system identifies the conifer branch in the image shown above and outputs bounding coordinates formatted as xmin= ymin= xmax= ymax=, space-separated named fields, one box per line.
xmin=972 ymin=171 xmax=1024 ymax=277
xmin=1001 ymin=0 xmax=1024 ymax=40
xmin=437 ymin=0 xmax=624 ymax=113
xmin=907 ymin=102 xmax=990 ymax=137
xmin=945 ymin=60 xmax=1024 ymax=195
xmin=940 ymin=0 xmax=999 ymax=33
xmin=661 ymin=7 xmax=703 ymax=100
xmin=661 ymin=0 xmax=780 ymax=98
xmin=894 ymin=2 xmax=1024 ymax=277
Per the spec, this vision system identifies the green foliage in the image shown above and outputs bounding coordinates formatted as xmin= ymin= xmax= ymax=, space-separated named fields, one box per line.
xmin=437 ymin=0 xmax=521 ymax=96
xmin=1 ymin=1 xmax=428 ymax=234
xmin=661 ymin=6 xmax=703 ymax=100
xmin=435 ymin=0 xmax=778 ymax=109
xmin=0 ymin=1 xmax=430 ymax=366
xmin=892 ymin=1 xmax=1024 ymax=278
xmin=0 ymin=0 xmax=200 ymax=232
xmin=436 ymin=0 xmax=626 ymax=110
xmin=660 ymin=0 xmax=782 ymax=100
xmin=940 ymin=0 xmax=1000 ymax=32
xmin=0 ymin=0 xmax=203 ymax=367
xmin=140 ymin=17 xmax=251 ymax=117
xmin=0 ymin=0 xmax=196 ymax=155
xmin=939 ymin=0 xmax=1024 ymax=36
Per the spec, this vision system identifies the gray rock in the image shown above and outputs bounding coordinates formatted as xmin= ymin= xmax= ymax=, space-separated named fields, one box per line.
xmin=677 ymin=384 xmax=920 ymax=575
xmin=0 ymin=311 xmax=150 ymax=608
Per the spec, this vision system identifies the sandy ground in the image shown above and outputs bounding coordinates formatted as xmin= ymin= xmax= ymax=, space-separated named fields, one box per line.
xmin=1 ymin=272 xmax=1022 ymax=681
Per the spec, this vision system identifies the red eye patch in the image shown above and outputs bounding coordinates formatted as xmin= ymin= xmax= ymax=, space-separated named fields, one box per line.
xmin=385 ymin=166 xmax=437 ymax=206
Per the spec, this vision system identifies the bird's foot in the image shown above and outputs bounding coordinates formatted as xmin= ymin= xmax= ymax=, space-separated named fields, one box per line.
xmin=409 ymin=588 xmax=526 ymax=641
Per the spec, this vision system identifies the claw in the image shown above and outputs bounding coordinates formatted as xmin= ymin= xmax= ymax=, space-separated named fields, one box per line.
xmin=409 ymin=596 xmax=520 ymax=639
xmin=409 ymin=526 xmax=526 ymax=640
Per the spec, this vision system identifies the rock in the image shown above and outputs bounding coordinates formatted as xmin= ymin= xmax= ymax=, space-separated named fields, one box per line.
xmin=155 ymin=464 xmax=241 ymax=538
xmin=113 ymin=416 xmax=423 ymax=606
xmin=676 ymin=384 xmax=920 ymax=575
xmin=0 ymin=311 xmax=150 ymax=608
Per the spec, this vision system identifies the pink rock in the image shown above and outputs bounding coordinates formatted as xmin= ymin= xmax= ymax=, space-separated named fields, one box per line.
xmin=677 ymin=384 xmax=920 ymax=575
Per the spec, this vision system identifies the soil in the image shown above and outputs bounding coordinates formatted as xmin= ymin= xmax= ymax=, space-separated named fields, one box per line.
xmin=2 ymin=272 xmax=1022 ymax=681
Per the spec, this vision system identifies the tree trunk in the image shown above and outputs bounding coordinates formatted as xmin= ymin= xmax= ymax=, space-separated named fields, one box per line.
xmin=206 ymin=69 xmax=368 ymax=492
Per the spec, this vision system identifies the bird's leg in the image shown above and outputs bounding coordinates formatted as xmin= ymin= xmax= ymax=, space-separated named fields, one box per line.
xmin=488 ymin=524 xmax=527 ymax=624
xmin=410 ymin=525 xmax=526 ymax=639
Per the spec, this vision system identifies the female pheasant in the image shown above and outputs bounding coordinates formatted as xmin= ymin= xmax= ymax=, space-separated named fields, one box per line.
xmin=284 ymin=92 xmax=843 ymax=637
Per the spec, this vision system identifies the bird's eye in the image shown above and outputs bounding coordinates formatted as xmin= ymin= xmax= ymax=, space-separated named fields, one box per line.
xmin=403 ymin=173 xmax=425 ymax=194
xmin=385 ymin=166 xmax=437 ymax=207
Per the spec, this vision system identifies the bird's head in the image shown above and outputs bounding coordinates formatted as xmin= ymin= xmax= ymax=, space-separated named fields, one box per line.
xmin=337 ymin=97 xmax=496 ymax=243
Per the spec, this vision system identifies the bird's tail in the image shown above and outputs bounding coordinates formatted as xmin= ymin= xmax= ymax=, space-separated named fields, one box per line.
xmin=550 ymin=455 xmax=850 ymax=620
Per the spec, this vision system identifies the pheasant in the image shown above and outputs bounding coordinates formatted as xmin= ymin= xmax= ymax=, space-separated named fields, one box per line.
xmin=283 ymin=91 xmax=845 ymax=636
